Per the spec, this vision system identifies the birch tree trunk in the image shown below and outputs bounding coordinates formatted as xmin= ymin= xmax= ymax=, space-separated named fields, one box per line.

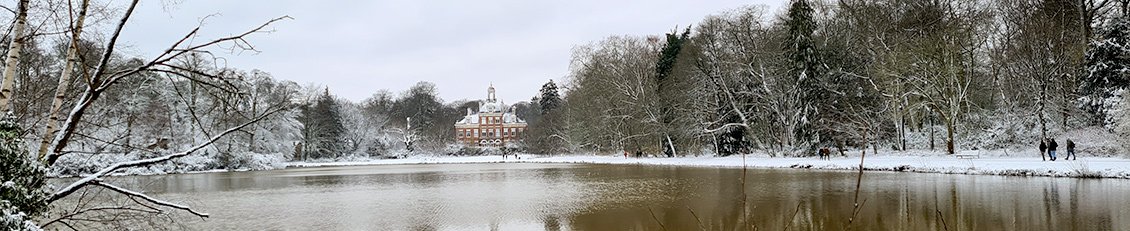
xmin=39 ymin=0 xmax=91 ymax=159
xmin=0 ymin=0 xmax=30 ymax=111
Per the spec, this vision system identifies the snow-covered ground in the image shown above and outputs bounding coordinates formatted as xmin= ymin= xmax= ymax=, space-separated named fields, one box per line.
xmin=287 ymin=151 xmax=1130 ymax=179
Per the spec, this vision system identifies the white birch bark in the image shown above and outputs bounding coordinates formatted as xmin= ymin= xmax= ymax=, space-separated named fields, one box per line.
xmin=0 ymin=0 xmax=31 ymax=111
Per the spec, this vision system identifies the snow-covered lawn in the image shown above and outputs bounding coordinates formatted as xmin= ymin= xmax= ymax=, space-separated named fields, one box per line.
xmin=286 ymin=152 xmax=1130 ymax=179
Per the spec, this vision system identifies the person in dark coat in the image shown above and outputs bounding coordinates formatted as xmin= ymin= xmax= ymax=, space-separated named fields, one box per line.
xmin=1048 ymin=138 xmax=1058 ymax=161
xmin=1039 ymin=139 xmax=1047 ymax=160
xmin=1066 ymin=139 xmax=1076 ymax=160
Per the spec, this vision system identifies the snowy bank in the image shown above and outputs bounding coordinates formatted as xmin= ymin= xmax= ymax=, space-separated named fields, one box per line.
xmin=286 ymin=153 xmax=1130 ymax=179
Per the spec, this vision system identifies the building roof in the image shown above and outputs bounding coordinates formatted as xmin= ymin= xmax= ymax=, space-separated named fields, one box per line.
xmin=454 ymin=85 xmax=527 ymax=125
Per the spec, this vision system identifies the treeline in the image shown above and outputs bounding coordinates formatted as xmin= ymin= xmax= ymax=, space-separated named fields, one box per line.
xmin=8 ymin=0 xmax=1130 ymax=165
xmin=5 ymin=36 xmax=304 ymax=171
xmin=526 ymin=0 xmax=1130 ymax=157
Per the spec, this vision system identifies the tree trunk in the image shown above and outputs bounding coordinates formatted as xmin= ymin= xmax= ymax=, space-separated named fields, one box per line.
xmin=47 ymin=0 xmax=141 ymax=166
xmin=39 ymin=0 xmax=91 ymax=159
xmin=929 ymin=119 xmax=935 ymax=151
xmin=862 ymin=130 xmax=868 ymax=156
xmin=899 ymin=109 xmax=906 ymax=151
xmin=664 ymin=134 xmax=676 ymax=157
xmin=946 ymin=121 xmax=955 ymax=155
xmin=1039 ymin=82 xmax=1048 ymax=161
xmin=0 ymin=0 xmax=30 ymax=111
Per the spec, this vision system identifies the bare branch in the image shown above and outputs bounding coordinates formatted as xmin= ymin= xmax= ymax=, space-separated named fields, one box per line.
xmin=49 ymin=106 xmax=289 ymax=203
xmin=89 ymin=180 xmax=209 ymax=219
xmin=47 ymin=14 xmax=290 ymax=165
xmin=42 ymin=206 xmax=161 ymax=228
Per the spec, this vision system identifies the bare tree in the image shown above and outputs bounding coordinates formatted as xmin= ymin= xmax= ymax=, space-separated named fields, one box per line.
xmin=5 ymin=0 xmax=295 ymax=228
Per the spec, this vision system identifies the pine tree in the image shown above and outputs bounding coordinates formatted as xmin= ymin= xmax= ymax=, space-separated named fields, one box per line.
xmin=538 ymin=80 xmax=561 ymax=114
xmin=1 ymin=113 xmax=48 ymax=230
xmin=299 ymin=89 xmax=345 ymax=159
xmin=654 ymin=27 xmax=692 ymax=157
xmin=785 ymin=0 xmax=818 ymax=78
xmin=1081 ymin=16 xmax=1130 ymax=126
xmin=784 ymin=0 xmax=824 ymax=146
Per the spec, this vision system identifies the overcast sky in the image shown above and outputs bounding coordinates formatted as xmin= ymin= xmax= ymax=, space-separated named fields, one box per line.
xmin=117 ymin=0 xmax=784 ymax=104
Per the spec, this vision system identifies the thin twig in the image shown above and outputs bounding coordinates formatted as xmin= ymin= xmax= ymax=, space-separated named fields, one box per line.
xmin=687 ymin=206 xmax=706 ymax=231
xmin=935 ymin=209 xmax=949 ymax=231
xmin=845 ymin=146 xmax=868 ymax=230
xmin=784 ymin=202 xmax=802 ymax=231
xmin=648 ymin=207 xmax=668 ymax=231
xmin=90 ymin=180 xmax=209 ymax=219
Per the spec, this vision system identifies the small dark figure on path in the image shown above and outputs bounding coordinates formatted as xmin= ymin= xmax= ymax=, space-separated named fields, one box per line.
xmin=1066 ymin=139 xmax=1077 ymax=160
xmin=1039 ymin=140 xmax=1047 ymax=161
xmin=1048 ymin=138 xmax=1059 ymax=161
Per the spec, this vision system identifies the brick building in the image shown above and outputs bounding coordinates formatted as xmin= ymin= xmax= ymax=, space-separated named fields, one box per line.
xmin=454 ymin=85 xmax=527 ymax=146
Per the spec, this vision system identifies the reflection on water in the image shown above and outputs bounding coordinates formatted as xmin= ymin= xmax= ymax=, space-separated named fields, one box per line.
xmin=59 ymin=163 xmax=1130 ymax=230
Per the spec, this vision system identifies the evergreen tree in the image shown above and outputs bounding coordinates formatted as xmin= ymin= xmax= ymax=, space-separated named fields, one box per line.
xmin=654 ymin=27 xmax=692 ymax=157
xmin=784 ymin=0 xmax=825 ymax=145
xmin=785 ymin=0 xmax=818 ymax=78
xmin=299 ymin=89 xmax=345 ymax=159
xmin=655 ymin=27 xmax=692 ymax=84
xmin=538 ymin=80 xmax=561 ymax=114
xmin=1 ymin=113 xmax=48 ymax=230
xmin=1080 ymin=16 xmax=1130 ymax=125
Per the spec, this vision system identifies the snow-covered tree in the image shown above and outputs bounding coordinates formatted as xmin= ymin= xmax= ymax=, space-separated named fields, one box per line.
xmin=0 ymin=113 xmax=47 ymax=230
xmin=1115 ymin=90 xmax=1130 ymax=156
xmin=654 ymin=27 xmax=693 ymax=157
xmin=299 ymin=88 xmax=345 ymax=159
xmin=538 ymin=79 xmax=561 ymax=114
xmin=1081 ymin=16 xmax=1130 ymax=126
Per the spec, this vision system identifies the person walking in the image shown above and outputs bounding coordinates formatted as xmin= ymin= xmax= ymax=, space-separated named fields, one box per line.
xmin=1039 ymin=139 xmax=1047 ymax=161
xmin=1048 ymin=138 xmax=1059 ymax=161
xmin=1066 ymin=139 xmax=1077 ymax=160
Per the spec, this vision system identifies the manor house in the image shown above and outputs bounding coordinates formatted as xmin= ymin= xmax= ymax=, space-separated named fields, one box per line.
xmin=454 ymin=85 xmax=527 ymax=146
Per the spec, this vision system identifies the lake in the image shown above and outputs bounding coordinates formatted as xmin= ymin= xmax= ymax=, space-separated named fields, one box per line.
xmin=54 ymin=163 xmax=1130 ymax=230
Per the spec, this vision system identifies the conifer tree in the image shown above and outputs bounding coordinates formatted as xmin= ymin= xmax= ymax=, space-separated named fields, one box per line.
xmin=538 ymin=80 xmax=561 ymax=114
xmin=1081 ymin=16 xmax=1130 ymax=125
xmin=1 ymin=113 xmax=48 ymax=230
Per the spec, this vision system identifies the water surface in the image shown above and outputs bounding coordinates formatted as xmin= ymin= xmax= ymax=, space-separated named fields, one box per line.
xmin=60 ymin=163 xmax=1130 ymax=230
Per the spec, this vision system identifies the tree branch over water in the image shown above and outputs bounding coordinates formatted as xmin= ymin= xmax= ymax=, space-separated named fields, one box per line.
xmin=49 ymin=106 xmax=287 ymax=203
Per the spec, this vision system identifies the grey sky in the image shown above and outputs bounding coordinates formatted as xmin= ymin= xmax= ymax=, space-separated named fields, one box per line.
xmin=118 ymin=0 xmax=784 ymax=104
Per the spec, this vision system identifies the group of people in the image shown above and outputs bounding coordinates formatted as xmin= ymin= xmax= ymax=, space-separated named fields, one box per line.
xmin=1039 ymin=138 xmax=1077 ymax=161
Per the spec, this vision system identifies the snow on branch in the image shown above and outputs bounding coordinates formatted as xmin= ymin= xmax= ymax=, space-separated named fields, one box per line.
xmin=45 ymin=11 xmax=291 ymax=165
xmin=48 ymin=106 xmax=289 ymax=204
xmin=703 ymin=122 xmax=750 ymax=133
xmin=89 ymin=180 xmax=209 ymax=219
